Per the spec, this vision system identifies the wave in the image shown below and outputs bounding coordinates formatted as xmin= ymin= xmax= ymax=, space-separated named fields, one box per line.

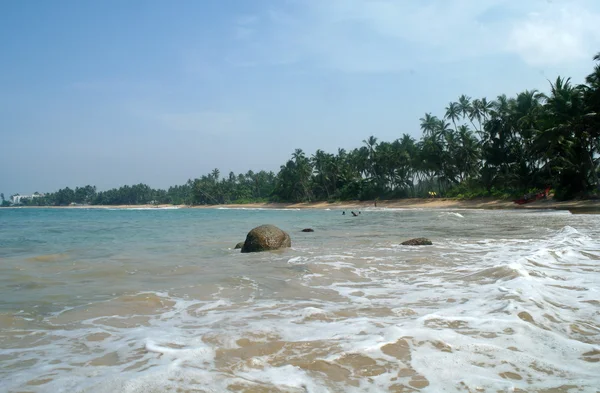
xmin=2 ymin=214 xmax=599 ymax=392
xmin=438 ymin=211 xmax=465 ymax=218
xmin=216 ymin=207 xmax=301 ymax=211
xmin=105 ymin=207 xmax=181 ymax=210
xmin=456 ymin=264 xmax=524 ymax=282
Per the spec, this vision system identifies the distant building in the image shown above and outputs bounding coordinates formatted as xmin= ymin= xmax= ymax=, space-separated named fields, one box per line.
xmin=11 ymin=194 xmax=44 ymax=204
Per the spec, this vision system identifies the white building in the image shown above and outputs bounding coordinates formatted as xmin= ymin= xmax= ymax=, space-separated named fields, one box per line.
xmin=11 ymin=194 xmax=43 ymax=204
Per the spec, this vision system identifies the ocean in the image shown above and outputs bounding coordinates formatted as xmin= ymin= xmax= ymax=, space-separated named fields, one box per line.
xmin=1 ymin=207 xmax=599 ymax=392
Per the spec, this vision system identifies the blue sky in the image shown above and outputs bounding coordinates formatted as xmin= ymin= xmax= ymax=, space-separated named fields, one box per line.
xmin=1 ymin=0 xmax=600 ymax=194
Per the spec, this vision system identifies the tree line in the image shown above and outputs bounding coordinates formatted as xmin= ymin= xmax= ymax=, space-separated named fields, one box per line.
xmin=3 ymin=53 xmax=599 ymax=206
xmin=6 ymin=170 xmax=277 ymax=206
xmin=273 ymin=53 xmax=599 ymax=202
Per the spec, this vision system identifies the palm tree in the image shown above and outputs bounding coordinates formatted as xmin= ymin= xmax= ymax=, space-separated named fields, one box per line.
xmin=531 ymin=76 xmax=594 ymax=198
xmin=293 ymin=149 xmax=313 ymax=201
xmin=478 ymin=97 xmax=493 ymax=122
xmin=435 ymin=118 xmax=452 ymax=140
xmin=445 ymin=102 xmax=461 ymax=131
xmin=362 ymin=135 xmax=379 ymax=181
xmin=456 ymin=125 xmax=481 ymax=181
xmin=457 ymin=95 xmax=472 ymax=121
xmin=417 ymin=132 xmax=445 ymax=193
xmin=490 ymin=94 xmax=510 ymax=119
xmin=363 ymin=135 xmax=378 ymax=154
xmin=583 ymin=53 xmax=600 ymax=190
xmin=395 ymin=135 xmax=418 ymax=195
xmin=419 ymin=113 xmax=439 ymax=136
xmin=312 ymin=149 xmax=336 ymax=199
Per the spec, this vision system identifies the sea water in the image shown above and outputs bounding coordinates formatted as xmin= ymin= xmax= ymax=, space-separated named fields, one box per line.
xmin=0 ymin=207 xmax=599 ymax=392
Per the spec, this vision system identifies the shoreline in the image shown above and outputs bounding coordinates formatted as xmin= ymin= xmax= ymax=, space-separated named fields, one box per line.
xmin=6 ymin=198 xmax=600 ymax=212
xmin=201 ymin=198 xmax=600 ymax=213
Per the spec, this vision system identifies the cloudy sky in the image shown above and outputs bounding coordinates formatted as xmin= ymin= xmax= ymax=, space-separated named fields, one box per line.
xmin=1 ymin=0 xmax=599 ymax=194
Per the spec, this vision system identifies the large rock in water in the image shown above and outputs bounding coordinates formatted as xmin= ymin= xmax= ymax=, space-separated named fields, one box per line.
xmin=401 ymin=238 xmax=432 ymax=246
xmin=241 ymin=225 xmax=291 ymax=253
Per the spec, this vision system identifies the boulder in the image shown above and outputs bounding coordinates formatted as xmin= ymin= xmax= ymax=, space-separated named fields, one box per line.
xmin=241 ymin=225 xmax=291 ymax=253
xmin=301 ymin=228 xmax=314 ymax=232
xmin=234 ymin=242 xmax=244 ymax=249
xmin=401 ymin=238 xmax=432 ymax=246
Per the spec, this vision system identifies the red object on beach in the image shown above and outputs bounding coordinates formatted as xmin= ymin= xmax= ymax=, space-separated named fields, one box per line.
xmin=513 ymin=187 xmax=551 ymax=205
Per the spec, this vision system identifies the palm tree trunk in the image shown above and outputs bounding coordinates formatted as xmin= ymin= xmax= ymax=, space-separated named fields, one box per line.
xmin=586 ymin=142 xmax=600 ymax=190
xmin=469 ymin=119 xmax=479 ymax=134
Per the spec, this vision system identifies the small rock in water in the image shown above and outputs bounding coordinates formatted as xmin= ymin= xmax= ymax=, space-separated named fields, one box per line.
xmin=301 ymin=228 xmax=314 ymax=232
xmin=241 ymin=224 xmax=291 ymax=253
xmin=401 ymin=238 xmax=432 ymax=246
xmin=234 ymin=242 xmax=244 ymax=249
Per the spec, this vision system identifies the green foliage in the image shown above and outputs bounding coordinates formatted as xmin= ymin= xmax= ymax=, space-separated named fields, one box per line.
xmin=269 ymin=52 xmax=600 ymax=202
xmin=190 ymin=169 xmax=276 ymax=205
xmin=230 ymin=197 xmax=270 ymax=205
xmin=446 ymin=185 xmax=513 ymax=200
xmin=9 ymin=53 xmax=600 ymax=205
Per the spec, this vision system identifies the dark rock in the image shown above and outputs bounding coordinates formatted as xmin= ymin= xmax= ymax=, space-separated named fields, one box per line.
xmin=241 ymin=225 xmax=292 ymax=253
xmin=401 ymin=238 xmax=432 ymax=246
xmin=234 ymin=242 xmax=244 ymax=249
xmin=301 ymin=228 xmax=314 ymax=232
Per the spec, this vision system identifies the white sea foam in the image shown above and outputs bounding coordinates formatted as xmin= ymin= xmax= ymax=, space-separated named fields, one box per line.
xmin=216 ymin=207 xmax=301 ymax=211
xmin=106 ymin=206 xmax=180 ymax=210
xmin=438 ymin=211 xmax=465 ymax=218
xmin=364 ymin=207 xmax=426 ymax=211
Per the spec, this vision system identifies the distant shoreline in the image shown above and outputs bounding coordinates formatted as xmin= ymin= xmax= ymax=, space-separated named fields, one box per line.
xmin=199 ymin=198 xmax=600 ymax=213
xmin=6 ymin=198 xmax=600 ymax=213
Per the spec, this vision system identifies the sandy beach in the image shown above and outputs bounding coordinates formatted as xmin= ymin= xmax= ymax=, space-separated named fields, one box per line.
xmin=192 ymin=197 xmax=600 ymax=212
xmin=12 ymin=198 xmax=600 ymax=212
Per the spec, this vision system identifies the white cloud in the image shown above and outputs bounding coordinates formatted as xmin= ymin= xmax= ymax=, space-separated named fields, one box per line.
xmin=228 ymin=0 xmax=600 ymax=72
xmin=508 ymin=3 xmax=600 ymax=66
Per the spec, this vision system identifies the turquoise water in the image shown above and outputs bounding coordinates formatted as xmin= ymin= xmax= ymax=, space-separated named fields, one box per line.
xmin=1 ymin=207 xmax=599 ymax=392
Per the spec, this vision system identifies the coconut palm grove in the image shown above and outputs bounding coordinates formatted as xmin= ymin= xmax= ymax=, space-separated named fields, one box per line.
xmin=4 ymin=53 xmax=600 ymax=207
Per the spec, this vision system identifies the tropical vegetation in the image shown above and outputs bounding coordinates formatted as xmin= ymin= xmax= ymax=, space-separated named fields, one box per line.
xmin=3 ymin=53 xmax=599 ymax=206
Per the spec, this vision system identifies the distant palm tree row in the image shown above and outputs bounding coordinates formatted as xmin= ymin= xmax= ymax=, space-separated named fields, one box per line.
xmin=11 ymin=171 xmax=277 ymax=206
xmin=7 ymin=53 xmax=599 ymax=206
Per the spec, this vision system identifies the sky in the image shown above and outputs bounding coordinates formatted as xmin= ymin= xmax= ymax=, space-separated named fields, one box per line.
xmin=1 ymin=0 xmax=600 ymax=195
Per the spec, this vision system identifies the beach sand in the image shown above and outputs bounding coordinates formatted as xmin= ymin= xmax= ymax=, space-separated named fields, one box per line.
xmin=13 ymin=198 xmax=600 ymax=212
xmin=194 ymin=197 xmax=600 ymax=212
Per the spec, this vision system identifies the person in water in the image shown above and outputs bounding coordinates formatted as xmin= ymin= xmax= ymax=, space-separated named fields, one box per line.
xmin=351 ymin=211 xmax=358 ymax=216
xmin=342 ymin=211 xmax=345 ymax=215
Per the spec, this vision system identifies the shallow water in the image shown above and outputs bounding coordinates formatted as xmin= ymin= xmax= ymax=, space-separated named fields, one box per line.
xmin=1 ymin=207 xmax=599 ymax=392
